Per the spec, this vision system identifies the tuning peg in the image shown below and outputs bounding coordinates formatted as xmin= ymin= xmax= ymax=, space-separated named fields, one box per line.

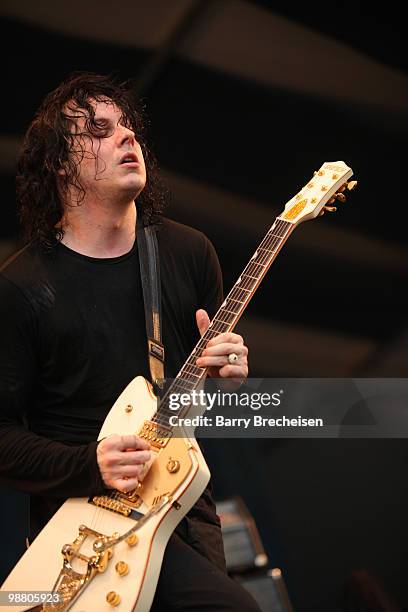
xmin=318 ymin=209 xmax=325 ymax=217
xmin=334 ymin=192 xmax=346 ymax=203
xmin=347 ymin=180 xmax=357 ymax=191
xmin=323 ymin=205 xmax=337 ymax=213
xmin=328 ymin=196 xmax=336 ymax=204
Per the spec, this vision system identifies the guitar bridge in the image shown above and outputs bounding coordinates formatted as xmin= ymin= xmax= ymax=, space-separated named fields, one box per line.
xmin=89 ymin=495 xmax=142 ymax=518
xmin=92 ymin=496 xmax=132 ymax=516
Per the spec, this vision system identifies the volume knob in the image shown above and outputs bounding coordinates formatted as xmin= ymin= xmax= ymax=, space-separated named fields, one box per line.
xmin=106 ymin=591 xmax=121 ymax=607
xmin=126 ymin=534 xmax=138 ymax=547
xmin=115 ymin=561 xmax=129 ymax=576
xmin=167 ymin=458 xmax=180 ymax=473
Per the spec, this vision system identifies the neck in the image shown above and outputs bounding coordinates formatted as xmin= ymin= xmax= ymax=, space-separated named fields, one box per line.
xmin=61 ymin=196 xmax=137 ymax=258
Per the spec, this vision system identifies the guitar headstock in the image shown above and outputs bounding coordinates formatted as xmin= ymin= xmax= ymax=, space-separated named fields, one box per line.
xmin=278 ymin=161 xmax=357 ymax=226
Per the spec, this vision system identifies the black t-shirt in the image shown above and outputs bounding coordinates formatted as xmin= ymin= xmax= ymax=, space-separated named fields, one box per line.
xmin=0 ymin=217 xmax=223 ymax=538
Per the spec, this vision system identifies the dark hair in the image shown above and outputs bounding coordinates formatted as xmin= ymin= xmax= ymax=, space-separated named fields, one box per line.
xmin=17 ymin=72 xmax=167 ymax=247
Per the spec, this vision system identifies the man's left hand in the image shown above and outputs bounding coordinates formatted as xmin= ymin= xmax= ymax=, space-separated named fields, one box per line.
xmin=195 ymin=309 xmax=248 ymax=386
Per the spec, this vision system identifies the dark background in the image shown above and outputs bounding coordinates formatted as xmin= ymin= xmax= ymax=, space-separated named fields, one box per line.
xmin=0 ymin=1 xmax=407 ymax=609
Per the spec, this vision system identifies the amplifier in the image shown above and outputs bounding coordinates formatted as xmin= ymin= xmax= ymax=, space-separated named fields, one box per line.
xmin=216 ymin=496 xmax=268 ymax=573
xmin=236 ymin=569 xmax=294 ymax=612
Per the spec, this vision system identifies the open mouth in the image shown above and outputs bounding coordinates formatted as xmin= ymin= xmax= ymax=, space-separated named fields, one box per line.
xmin=120 ymin=153 xmax=138 ymax=165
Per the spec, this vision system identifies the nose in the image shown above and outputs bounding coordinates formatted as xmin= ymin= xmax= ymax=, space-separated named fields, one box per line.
xmin=118 ymin=124 xmax=136 ymax=146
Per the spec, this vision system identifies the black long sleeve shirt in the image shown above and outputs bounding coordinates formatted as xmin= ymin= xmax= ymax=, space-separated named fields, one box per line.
xmin=0 ymin=217 xmax=223 ymax=540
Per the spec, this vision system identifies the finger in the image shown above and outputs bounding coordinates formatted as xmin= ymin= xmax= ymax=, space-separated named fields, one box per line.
xmin=196 ymin=309 xmax=210 ymax=337
xmin=198 ymin=356 xmax=248 ymax=370
xmin=206 ymin=333 xmax=244 ymax=347
xmin=118 ymin=450 xmax=152 ymax=466
xmin=218 ymin=364 xmax=248 ymax=379
xmin=200 ymin=343 xmax=248 ymax=357
xmin=111 ymin=465 xmax=142 ymax=481
xmin=197 ymin=355 xmax=232 ymax=368
xmin=117 ymin=435 xmax=150 ymax=452
xmin=115 ymin=476 xmax=140 ymax=493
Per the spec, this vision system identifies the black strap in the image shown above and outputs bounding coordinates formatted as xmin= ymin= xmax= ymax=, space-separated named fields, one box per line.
xmin=137 ymin=223 xmax=165 ymax=386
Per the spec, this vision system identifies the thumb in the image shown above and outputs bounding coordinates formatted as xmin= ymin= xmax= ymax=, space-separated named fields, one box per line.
xmin=196 ymin=309 xmax=210 ymax=337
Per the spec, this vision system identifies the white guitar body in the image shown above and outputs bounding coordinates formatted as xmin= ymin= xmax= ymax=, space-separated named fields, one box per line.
xmin=1 ymin=376 xmax=210 ymax=612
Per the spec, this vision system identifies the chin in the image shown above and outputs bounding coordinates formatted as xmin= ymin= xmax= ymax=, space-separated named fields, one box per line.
xmin=122 ymin=176 xmax=146 ymax=199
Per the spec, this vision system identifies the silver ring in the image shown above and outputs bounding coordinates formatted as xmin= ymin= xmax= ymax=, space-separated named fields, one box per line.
xmin=228 ymin=352 xmax=239 ymax=365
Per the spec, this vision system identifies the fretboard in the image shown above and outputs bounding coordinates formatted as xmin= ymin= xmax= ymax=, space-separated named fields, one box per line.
xmin=151 ymin=216 xmax=295 ymax=426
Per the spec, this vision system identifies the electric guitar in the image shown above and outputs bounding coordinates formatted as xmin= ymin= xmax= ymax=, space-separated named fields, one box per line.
xmin=1 ymin=161 xmax=356 ymax=611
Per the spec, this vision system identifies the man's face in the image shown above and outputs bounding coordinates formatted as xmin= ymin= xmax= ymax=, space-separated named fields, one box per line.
xmin=68 ymin=99 xmax=147 ymax=203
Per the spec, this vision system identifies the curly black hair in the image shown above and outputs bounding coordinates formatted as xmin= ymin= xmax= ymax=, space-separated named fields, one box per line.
xmin=17 ymin=72 xmax=167 ymax=247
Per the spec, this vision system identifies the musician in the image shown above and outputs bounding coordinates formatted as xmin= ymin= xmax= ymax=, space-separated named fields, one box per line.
xmin=0 ymin=73 xmax=259 ymax=611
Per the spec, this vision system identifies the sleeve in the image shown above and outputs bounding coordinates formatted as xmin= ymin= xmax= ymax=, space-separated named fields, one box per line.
xmin=0 ymin=275 xmax=106 ymax=498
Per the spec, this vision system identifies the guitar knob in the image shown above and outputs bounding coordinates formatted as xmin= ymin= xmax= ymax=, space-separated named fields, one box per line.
xmin=115 ymin=561 xmax=129 ymax=576
xmin=167 ymin=458 xmax=180 ymax=473
xmin=323 ymin=206 xmax=337 ymax=213
xmin=334 ymin=192 xmax=346 ymax=203
xmin=125 ymin=534 xmax=138 ymax=547
xmin=347 ymin=180 xmax=358 ymax=190
xmin=106 ymin=591 xmax=121 ymax=607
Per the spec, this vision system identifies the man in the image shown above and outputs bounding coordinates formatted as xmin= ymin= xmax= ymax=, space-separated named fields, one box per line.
xmin=0 ymin=73 xmax=259 ymax=610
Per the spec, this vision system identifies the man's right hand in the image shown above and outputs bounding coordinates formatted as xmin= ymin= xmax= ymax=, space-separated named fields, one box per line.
xmin=97 ymin=434 xmax=151 ymax=493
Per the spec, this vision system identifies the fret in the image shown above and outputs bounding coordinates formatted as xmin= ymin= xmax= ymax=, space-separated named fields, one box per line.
xmin=246 ymin=259 xmax=265 ymax=270
xmin=249 ymin=260 xmax=266 ymax=269
xmin=257 ymin=246 xmax=275 ymax=254
xmin=229 ymin=290 xmax=249 ymax=302
xmin=195 ymin=340 xmax=208 ymax=352
xmin=227 ymin=294 xmax=249 ymax=307
xmin=263 ymin=234 xmax=282 ymax=247
xmin=219 ymin=307 xmax=238 ymax=316
xmin=181 ymin=366 xmax=204 ymax=379
xmin=213 ymin=312 xmax=235 ymax=324
xmin=241 ymin=273 xmax=258 ymax=282
xmin=244 ymin=264 xmax=264 ymax=277
xmin=212 ymin=322 xmax=228 ymax=333
xmin=206 ymin=329 xmax=220 ymax=337
xmin=171 ymin=381 xmax=194 ymax=395
xmin=179 ymin=369 xmax=201 ymax=379
xmin=264 ymin=233 xmax=282 ymax=245
xmin=182 ymin=362 xmax=203 ymax=373
xmin=226 ymin=296 xmax=245 ymax=305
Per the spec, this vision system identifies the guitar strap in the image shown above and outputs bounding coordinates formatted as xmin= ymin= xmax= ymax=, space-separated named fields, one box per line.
xmin=137 ymin=223 xmax=165 ymax=387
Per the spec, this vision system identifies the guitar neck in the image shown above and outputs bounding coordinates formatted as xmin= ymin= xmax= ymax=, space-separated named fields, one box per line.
xmin=153 ymin=217 xmax=295 ymax=423
xmin=152 ymin=159 xmax=355 ymax=425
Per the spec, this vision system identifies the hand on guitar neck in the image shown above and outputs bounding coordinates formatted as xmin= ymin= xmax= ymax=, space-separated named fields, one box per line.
xmin=195 ymin=308 xmax=249 ymax=390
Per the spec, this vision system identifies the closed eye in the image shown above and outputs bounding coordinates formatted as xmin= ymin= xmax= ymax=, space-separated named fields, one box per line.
xmin=93 ymin=118 xmax=113 ymax=136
